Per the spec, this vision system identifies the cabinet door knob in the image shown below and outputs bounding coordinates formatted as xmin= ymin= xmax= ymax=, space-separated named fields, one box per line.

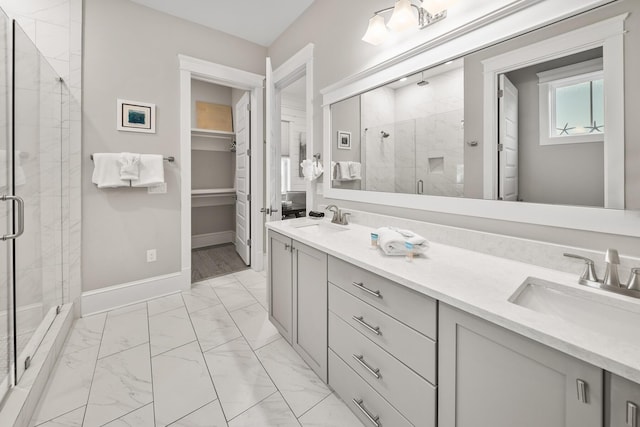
xmin=576 ymin=379 xmax=588 ymax=404
xmin=628 ymin=401 xmax=638 ymax=427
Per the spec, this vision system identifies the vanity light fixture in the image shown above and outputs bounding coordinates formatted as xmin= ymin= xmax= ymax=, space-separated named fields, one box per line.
xmin=362 ymin=0 xmax=458 ymax=45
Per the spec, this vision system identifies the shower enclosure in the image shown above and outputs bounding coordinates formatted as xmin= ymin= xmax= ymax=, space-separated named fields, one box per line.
xmin=0 ymin=10 xmax=67 ymax=405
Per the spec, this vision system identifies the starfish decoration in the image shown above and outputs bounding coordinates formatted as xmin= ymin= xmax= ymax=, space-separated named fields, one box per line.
xmin=556 ymin=123 xmax=575 ymax=135
xmin=585 ymin=120 xmax=604 ymax=133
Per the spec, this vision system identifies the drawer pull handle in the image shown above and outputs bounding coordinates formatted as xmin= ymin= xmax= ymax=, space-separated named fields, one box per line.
xmin=352 ymin=282 xmax=382 ymax=298
xmin=576 ymin=379 xmax=588 ymax=404
xmin=352 ymin=398 xmax=380 ymax=427
xmin=353 ymin=354 xmax=381 ymax=379
xmin=352 ymin=316 xmax=381 ymax=335
xmin=628 ymin=401 xmax=638 ymax=427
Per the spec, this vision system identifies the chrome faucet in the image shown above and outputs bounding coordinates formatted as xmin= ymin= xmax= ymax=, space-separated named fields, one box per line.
xmin=564 ymin=250 xmax=640 ymax=299
xmin=325 ymin=204 xmax=350 ymax=225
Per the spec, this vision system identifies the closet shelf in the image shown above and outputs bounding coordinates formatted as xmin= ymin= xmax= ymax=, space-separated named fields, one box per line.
xmin=191 ymin=128 xmax=235 ymax=139
xmin=191 ymin=188 xmax=236 ymax=197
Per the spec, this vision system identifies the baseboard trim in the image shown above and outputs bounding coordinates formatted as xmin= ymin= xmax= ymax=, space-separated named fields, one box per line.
xmin=192 ymin=231 xmax=234 ymax=249
xmin=81 ymin=271 xmax=188 ymax=316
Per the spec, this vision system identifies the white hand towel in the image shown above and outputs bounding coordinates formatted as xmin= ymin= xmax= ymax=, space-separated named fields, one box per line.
xmin=376 ymin=226 xmax=429 ymax=256
xmin=92 ymin=153 xmax=130 ymax=188
xmin=131 ymin=154 xmax=165 ymax=187
xmin=312 ymin=161 xmax=324 ymax=180
xmin=331 ymin=161 xmax=338 ymax=179
xmin=118 ymin=152 xmax=140 ymax=180
xmin=300 ymin=159 xmax=314 ymax=180
xmin=348 ymin=162 xmax=361 ymax=180
xmin=338 ymin=162 xmax=350 ymax=180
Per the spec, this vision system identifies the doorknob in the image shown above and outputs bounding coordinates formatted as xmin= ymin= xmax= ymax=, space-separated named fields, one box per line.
xmin=1 ymin=194 xmax=24 ymax=240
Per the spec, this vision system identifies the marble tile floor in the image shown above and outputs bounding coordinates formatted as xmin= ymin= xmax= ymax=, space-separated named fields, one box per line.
xmin=30 ymin=269 xmax=364 ymax=427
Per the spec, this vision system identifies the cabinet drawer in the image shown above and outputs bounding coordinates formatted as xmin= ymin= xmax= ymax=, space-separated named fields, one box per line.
xmin=330 ymin=312 xmax=436 ymax=426
xmin=329 ymin=284 xmax=436 ymax=383
xmin=328 ymin=256 xmax=437 ymax=339
xmin=329 ymin=350 xmax=414 ymax=427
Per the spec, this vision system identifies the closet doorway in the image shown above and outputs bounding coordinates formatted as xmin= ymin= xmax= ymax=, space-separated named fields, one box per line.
xmin=190 ymin=80 xmax=250 ymax=282
xmin=179 ymin=56 xmax=265 ymax=286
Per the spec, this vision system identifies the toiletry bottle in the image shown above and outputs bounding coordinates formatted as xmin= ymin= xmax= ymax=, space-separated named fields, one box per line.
xmin=405 ymin=241 xmax=414 ymax=261
xmin=370 ymin=233 xmax=379 ymax=249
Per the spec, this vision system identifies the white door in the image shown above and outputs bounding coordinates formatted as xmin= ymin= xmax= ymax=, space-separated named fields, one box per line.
xmin=498 ymin=74 xmax=519 ymax=201
xmin=265 ymin=57 xmax=281 ymax=222
xmin=234 ymin=92 xmax=251 ymax=265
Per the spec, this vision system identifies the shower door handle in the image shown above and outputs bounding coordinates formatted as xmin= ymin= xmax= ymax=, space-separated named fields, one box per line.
xmin=1 ymin=195 xmax=25 ymax=240
xmin=417 ymin=180 xmax=424 ymax=194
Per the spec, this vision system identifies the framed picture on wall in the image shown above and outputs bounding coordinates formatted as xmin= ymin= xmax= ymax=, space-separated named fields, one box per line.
xmin=337 ymin=131 xmax=351 ymax=150
xmin=117 ymin=99 xmax=156 ymax=133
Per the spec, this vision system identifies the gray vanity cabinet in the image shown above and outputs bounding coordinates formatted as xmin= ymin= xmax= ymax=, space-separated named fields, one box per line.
xmin=439 ymin=303 xmax=603 ymax=427
xmin=606 ymin=373 xmax=640 ymax=427
xmin=268 ymin=231 xmax=293 ymax=343
xmin=291 ymin=240 xmax=328 ymax=382
xmin=267 ymin=230 xmax=328 ymax=382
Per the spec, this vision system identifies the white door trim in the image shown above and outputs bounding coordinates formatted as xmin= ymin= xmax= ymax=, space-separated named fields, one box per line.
xmin=268 ymin=44 xmax=315 ymax=215
xmin=179 ymin=55 xmax=265 ymax=280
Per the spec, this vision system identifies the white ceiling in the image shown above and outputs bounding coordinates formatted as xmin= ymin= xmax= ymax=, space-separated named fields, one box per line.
xmin=129 ymin=0 xmax=315 ymax=47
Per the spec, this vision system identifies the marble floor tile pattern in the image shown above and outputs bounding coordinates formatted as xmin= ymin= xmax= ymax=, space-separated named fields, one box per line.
xmin=31 ymin=270 xmax=364 ymax=427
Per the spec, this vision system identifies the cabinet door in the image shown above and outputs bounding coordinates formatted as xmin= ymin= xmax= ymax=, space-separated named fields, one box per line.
xmin=268 ymin=231 xmax=293 ymax=343
xmin=293 ymin=240 xmax=328 ymax=382
xmin=606 ymin=373 xmax=640 ymax=427
xmin=439 ymin=304 xmax=603 ymax=427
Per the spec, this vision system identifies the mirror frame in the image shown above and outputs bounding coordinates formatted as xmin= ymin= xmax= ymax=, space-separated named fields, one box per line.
xmin=321 ymin=1 xmax=640 ymax=237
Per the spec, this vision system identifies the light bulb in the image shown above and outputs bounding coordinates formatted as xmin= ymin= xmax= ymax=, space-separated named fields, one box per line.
xmin=387 ymin=0 xmax=417 ymax=32
xmin=362 ymin=15 xmax=389 ymax=45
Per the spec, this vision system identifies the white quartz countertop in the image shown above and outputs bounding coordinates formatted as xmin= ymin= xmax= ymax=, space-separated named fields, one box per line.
xmin=267 ymin=217 xmax=640 ymax=383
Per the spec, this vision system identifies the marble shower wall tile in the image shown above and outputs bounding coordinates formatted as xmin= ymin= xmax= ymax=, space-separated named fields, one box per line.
xmin=203 ymin=337 xmax=277 ymax=420
xmin=152 ymin=341 xmax=217 ymax=426
xmin=84 ymin=344 xmax=153 ymax=427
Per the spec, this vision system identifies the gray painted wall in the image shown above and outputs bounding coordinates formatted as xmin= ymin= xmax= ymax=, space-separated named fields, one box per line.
xmin=83 ymin=0 xmax=266 ymax=292
xmin=505 ymin=49 xmax=604 ymax=207
xmin=268 ymin=0 xmax=640 ymax=256
xmin=330 ymin=95 xmax=361 ymax=190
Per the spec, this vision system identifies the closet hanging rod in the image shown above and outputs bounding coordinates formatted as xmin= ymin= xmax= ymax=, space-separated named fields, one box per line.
xmin=90 ymin=154 xmax=175 ymax=162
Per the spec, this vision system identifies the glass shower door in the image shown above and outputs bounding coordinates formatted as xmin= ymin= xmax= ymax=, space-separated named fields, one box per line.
xmin=12 ymin=21 xmax=64 ymax=382
xmin=0 ymin=8 xmax=11 ymax=404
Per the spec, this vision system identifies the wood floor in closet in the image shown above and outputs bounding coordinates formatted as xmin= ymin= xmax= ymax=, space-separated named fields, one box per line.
xmin=191 ymin=243 xmax=249 ymax=283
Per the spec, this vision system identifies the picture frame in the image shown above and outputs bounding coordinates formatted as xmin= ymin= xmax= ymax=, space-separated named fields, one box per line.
xmin=337 ymin=130 xmax=351 ymax=150
xmin=117 ymin=99 xmax=156 ymax=133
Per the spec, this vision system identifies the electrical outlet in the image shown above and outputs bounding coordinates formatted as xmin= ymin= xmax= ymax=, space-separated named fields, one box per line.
xmin=146 ymin=249 xmax=157 ymax=263
xmin=148 ymin=183 xmax=167 ymax=194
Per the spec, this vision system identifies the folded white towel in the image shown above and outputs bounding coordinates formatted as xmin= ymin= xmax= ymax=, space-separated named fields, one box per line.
xmin=376 ymin=226 xmax=429 ymax=256
xmin=348 ymin=162 xmax=361 ymax=179
xmin=92 ymin=153 xmax=130 ymax=188
xmin=338 ymin=162 xmax=350 ymax=180
xmin=300 ymin=159 xmax=324 ymax=181
xmin=131 ymin=154 xmax=165 ymax=187
xmin=118 ymin=152 xmax=140 ymax=180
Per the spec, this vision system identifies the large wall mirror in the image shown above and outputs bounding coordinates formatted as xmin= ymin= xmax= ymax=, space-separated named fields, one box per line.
xmin=324 ymin=0 xmax=639 ymax=236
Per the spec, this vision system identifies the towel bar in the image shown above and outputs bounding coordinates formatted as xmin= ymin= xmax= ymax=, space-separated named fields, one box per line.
xmin=90 ymin=154 xmax=175 ymax=162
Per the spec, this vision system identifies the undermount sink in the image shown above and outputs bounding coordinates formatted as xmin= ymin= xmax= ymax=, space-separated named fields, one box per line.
xmin=290 ymin=220 xmax=349 ymax=233
xmin=509 ymin=277 xmax=640 ymax=342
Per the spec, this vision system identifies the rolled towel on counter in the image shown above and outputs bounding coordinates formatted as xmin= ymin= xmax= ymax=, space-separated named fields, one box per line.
xmin=376 ymin=226 xmax=429 ymax=256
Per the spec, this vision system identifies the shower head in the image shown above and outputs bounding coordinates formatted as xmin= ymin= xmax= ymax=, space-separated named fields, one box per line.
xmin=380 ymin=131 xmax=390 ymax=138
